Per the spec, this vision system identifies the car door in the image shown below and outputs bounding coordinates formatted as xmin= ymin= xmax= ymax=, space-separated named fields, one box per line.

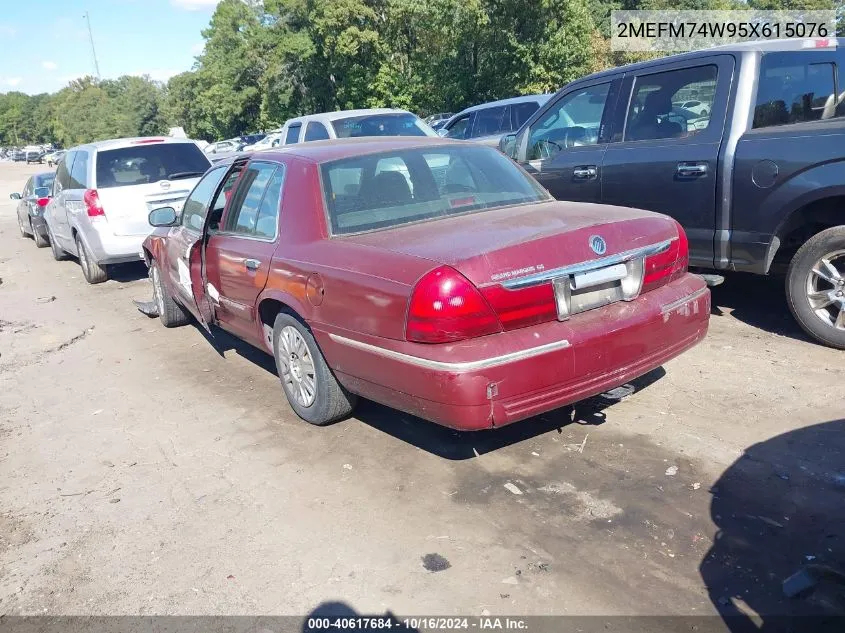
xmin=203 ymin=160 xmax=285 ymax=343
xmin=442 ymin=112 xmax=474 ymax=140
xmin=162 ymin=165 xmax=229 ymax=311
xmin=601 ymin=55 xmax=734 ymax=269
xmin=50 ymin=151 xmax=76 ymax=246
xmin=17 ymin=177 xmax=33 ymax=229
xmin=511 ymin=78 xmax=621 ymax=202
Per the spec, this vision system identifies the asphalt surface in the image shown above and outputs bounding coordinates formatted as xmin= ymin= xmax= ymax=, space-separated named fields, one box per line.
xmin=1 ymin=162 xmax=843 ymax=626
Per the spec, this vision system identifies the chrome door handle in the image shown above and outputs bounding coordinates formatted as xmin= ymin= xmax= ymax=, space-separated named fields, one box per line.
xmin=573 ymin=166 xmax=597 ymax=180
xmin=244 ymin=259 xmax=261 ymax=271
xmin=677 ymin=162 xmax=708 ymax=177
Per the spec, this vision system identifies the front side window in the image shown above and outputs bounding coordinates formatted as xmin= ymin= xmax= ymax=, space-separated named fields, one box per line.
xmin=285 ymin=124 xmax=301 ymax=144
xmin=625 ymin=65 xmax=718 ymax=142
xmin=321 ymin=145 xmax=549 ymax=235
xmin=754 ymin=53 xmax=839 ymax=128
xmin=527 ymin=83 xmax=610 ymax=159
xmin=95 ymin=143 xmax=210 ymax=189
xmin=304 ymin=122 xmax=331 ymax=142
xmin=471 ymin=105 xmax=509 ymax=138
xmin=181 ymin=166 xmax=227 ymax=232
xmin=331 ymin=113 xmax=430 ymax=138
xmin=444 ymin=115 xmax=471 ymax=139
xmin=224 ymin=162 xmax=280 ymax=236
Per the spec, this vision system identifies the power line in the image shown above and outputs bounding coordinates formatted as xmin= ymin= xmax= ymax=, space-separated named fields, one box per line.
xmin=83 ymin=11 xmax=101 ymax=80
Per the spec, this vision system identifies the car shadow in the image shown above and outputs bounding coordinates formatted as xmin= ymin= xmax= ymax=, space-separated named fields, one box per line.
xmin=190 ymin=320 xmax=278 ymax=375
xmin=709 ymin=272 xmax=814 ymax=344
xmin=700 ymin=419 xmax=845 ymax=632
xmin=107 ymin=261 xmax=150 ymax=283
xmin=353 ymin=367 xmax=666 ymax=460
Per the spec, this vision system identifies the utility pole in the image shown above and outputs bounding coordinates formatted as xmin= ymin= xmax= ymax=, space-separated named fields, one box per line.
xmin=83 ymin=11 xmax=101 ymax=80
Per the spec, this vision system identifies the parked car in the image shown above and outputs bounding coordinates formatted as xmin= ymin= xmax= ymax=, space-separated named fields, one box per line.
xmin=44 ymin=149 xmax=65 ymax=167
xmin=43 ymin=137 xmax=212 ymax=284
xmin=242 ymin=133 xmax=283 ymax=152
xmin=439 ymin=95 xmax=551 ymax=146
xmin=276 ymin=108 xmax=438 ymax=145
xmin=424 ymin=112 xmax=454 ymax=129
xmin=9 ymin=148 xmax=25 ymax=162
xmin=11 ymin=171 xmax=55 ymax=248
xmin=238 ymin=133 xmax=266 ymax=146
xmin=140 ymin=137 xmax=709 ymax=429
xmin=500 ymin=38 xmax=845 ymax=349
xmin=204 ymin=139 xmax=244 ymax=155
xmin=673 ymin=100 xmax=710 ymax=117
xmin=24 ymin=146 xmax=45 ymax=164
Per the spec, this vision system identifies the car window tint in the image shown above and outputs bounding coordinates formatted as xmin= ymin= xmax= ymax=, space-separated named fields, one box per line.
xmin=527 ymin=83 xmax=610 ymax=160
xmin=625 ymin=65 xmax=717 ymax=142
xmin=304 ymin=121 xmax=330 ymax=142
xmin=181 ymin=166 xmax=227 ymax=232
xmin=95 ymin=143 xmax=210 ymax=189
xmin=285 ymin=124 xmax=301 ymax=144
xmin=471 ymin=105 xmax=508 ymax=138
xmin=22 ymin=178 xmax=32 ymax=197
xmin=55 ymin=152 xmax=74 ymax=192
xmin=322 ymin=145 xmax=549 ymax=235
xmin=512 ymin=101 xmax=541 ymax=128
xmin=36 ymin=173 xmax=55 ymax=191
xmin=225 ymin=162 xmax=277 ymax=235
xmin=328 ymin=167 xmax=363 ymax=198
xmin=253 ymin=167 xmax=285 ymax=239
xmin=331 ymin=113 xmax=429 ymax=138
xmin=444 ymin=115 xmax=471 ymax=139
xmin=69 ymin=151 xmax=89 ymax=189
xmin=753 ymin=53 xmax=839 ymax=128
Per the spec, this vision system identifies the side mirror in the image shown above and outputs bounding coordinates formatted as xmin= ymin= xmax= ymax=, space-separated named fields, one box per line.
xmin=148 ymin=206 xmax=178 ymax=227
xmin=9 ymin=192 xmax=21 ymax=200
xmin=499 ymin=133 xmax=518 ymax=159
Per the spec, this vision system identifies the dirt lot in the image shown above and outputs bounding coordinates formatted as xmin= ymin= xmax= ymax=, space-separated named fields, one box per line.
xmin=0 ymin=162 xmax=843 ymax=626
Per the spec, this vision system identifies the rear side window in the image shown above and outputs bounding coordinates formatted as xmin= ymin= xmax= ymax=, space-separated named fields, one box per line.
xmin=95 ymin=143 xmax=210 ymax=189
xmin=224 ymin=162 xmax=281 ymax=237
xmin=472 ymin=105 xmax=509 ymax=137
xmin=69 ymin=151 xmax=89 ymax=189
xmin=55 ymin=152 xmax=74 ymax=192
xmin=331 ymin=113 xmax=430 ymax=138
xmin=304 ymin=122 xmax=330 ymax=142
xmin=512 ymin=101 xmax=541 ymax=128
xmin=753 ymin=53 xmax=840 ymax=128
xmin=285 ymin=124 xmax=301 ymax=144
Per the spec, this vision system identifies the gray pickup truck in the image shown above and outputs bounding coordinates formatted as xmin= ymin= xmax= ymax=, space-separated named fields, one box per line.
xmin=501 ymin=38 xmax=845 ymax=348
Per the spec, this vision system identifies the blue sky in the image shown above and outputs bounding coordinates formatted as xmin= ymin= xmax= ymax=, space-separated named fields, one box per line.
xmin=0 ymin=0 xmax=222 ymax=95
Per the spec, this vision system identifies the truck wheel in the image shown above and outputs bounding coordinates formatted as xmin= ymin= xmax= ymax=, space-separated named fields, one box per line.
xmin=47 ymin=225 xmax=66 ymax=261
xmin=272 ymin=312 xmax=357 ymax=426
xmin=786 ymin=226 xmax=845 ymax=349
xmin=75 ymin=234 xmax=108 ymax=284
xmin=150 ymin=260 xmax=190 ymax=327
xmin=33 ymin=226 xmax=49 ymax=248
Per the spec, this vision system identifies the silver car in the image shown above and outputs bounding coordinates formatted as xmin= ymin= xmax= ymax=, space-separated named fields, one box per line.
xmin=439 ymin=94 xmax=551 ymax=147
xmin=44 ymin=137 xmax=212 ymax=284
xmin=276 ymin=108 xmax=438 ymax=145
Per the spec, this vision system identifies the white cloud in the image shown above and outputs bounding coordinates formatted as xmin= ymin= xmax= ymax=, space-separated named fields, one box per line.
xmin=3 ymin=77 xmax=22 ymax=88
xmin=190 ymin=42 xmax=205 ymax=55
xmin=42 ymin=61 xmax=58 ymax=71
xmin=170 ymin=0 xmax=221 ymax=10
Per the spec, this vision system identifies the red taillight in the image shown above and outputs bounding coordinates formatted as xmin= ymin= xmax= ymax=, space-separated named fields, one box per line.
xmin=481 ymin=283 xmax=557 ymax=330
xmin=84 ymin=189 xmax=105 ymax=217
xmin=642 ymin=222 xmax=689 ymax=292
xmin=36 ymin=197 xmax=50 ymax=208
xmin=406 ymin=266 xmax=502 ymax=343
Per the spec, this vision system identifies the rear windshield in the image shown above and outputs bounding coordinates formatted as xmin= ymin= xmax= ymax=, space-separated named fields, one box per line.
xmin=331 ymin=113 xmax=431 ymax=138
xmin=321 ymin=144 xmax=549 ymax=235
xmin=95 ymin=143 xmax=210 ymax=189
xmin=35 ymin=174 xmax=54 ymax=190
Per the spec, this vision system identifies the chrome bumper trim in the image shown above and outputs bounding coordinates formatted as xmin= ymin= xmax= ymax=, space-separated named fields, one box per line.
xmin=328 ymin=334 xmax=571 ymax=372
xmin=501 ymin=239 xmax=674 ymax=289
xmin=660 ymin=287 xmax=709 ymax=313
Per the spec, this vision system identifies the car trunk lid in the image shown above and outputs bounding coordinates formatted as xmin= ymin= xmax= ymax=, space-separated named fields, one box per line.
xmin=96 ymin=180 xmax=199 ymax=237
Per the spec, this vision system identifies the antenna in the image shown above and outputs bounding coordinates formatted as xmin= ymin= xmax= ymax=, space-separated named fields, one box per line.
xmin=83 ymin=11 xmax=101 ymax=80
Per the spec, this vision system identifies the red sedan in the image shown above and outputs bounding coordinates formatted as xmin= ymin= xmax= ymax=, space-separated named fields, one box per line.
xmin=141 ymin=137 xmax=709 ymax=431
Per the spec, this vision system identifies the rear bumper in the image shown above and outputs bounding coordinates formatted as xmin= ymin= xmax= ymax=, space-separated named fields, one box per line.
xmin=315 ymin=274 xmax=710 ymax=431
xmin=82 ymin=224 xmax=146 ymax=265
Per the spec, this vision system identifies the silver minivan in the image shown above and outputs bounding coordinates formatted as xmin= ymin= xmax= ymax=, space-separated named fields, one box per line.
xmin=44 ymin=137 xmax=211 ymax=284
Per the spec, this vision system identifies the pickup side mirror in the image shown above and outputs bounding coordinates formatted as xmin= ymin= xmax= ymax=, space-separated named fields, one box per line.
xmin=148 ymin=206 xmax=178 ymax=227
xmin=9 ymin=192 xmax=21 ymax=200
xmin=499 ymin=133 xmax=518 ymax=159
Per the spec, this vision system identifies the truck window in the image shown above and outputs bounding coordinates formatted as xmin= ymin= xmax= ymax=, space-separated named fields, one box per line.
xmin=527 ymin=83 xmax=610 ymax=160
xmin=285 ymin=124 xmax=301 ymax=144
xmin=471 ymin=105 xmax=509 ymax=138
xmin=625 ymin=65 xmax=717 ymax=142
xmin=304 ymin=121 xmax=330 ymax=142
xmin=753 ymin=53 xmax=839 ymax=129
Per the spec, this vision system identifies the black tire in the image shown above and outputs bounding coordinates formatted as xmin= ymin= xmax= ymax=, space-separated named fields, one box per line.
xmin=75 ymin=234 xmax=108 ymax=284
xmin=18 ymin=213 xmax=32 ymax=238
xmin=33 ymin=225 xmax=49 ymax=248
xmin=47 ymin=224 xmax=67 ymax=261
xmin=785 ymin=226 xmax=845 ymax=349
xmin=150 ymin=260 xmax=190 ymax=328
xmin=272 ymin=312 xmax=357 ymax=426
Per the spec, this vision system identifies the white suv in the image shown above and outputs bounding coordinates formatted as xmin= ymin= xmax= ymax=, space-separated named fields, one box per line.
xmin=44 ymin=137 xmax=211 ymax=284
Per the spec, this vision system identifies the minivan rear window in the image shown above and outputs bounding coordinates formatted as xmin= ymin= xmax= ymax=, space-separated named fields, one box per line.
xmin=95 ymin=143 xmax=211 ymax=189
xmin=331 ymin=113 xmax=430 ymax=138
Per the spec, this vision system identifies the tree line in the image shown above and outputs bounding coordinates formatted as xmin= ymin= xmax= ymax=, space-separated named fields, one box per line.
xmin=0 ymin=0 xmax=839 ymax=147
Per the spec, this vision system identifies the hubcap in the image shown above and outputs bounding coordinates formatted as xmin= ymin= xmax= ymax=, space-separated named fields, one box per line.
xmin=806 ymin=249 xmax=845 ymax=331
xmin=278 ymin=326 xmax=316 ymax=407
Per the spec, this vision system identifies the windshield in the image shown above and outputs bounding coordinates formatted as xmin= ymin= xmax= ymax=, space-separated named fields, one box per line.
xmin=322 ymin=144 xmax=549 ymax=235
xmin=95 ymin=143 xmax=211 ymax=189
xmin=331 ymin=113 xmax=432 ymax=138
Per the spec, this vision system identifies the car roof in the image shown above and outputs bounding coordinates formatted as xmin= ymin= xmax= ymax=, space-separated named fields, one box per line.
xmin=259 ymin=136 xmax=469 ymax=164
xmin=452 ymin=94 xmax=552 ymax=118
xmin=283 ymin=108 xmax=415 ymax=126
xmin=581 ymin=37 xmax=844 ymax=82
xmin=72 ymin=137 xmax=199 ymax=152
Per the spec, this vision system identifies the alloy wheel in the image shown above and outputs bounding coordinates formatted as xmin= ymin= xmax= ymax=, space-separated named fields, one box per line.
xmin=806 ymin=249 xmax=845 ymax=331
xmin=278 ymin=325 xmax=317 ymax=407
